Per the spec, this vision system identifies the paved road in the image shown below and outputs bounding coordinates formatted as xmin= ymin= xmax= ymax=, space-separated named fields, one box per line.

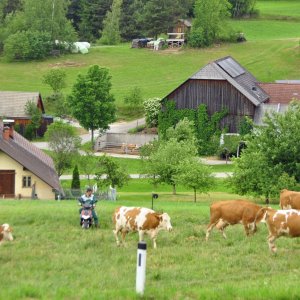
xmin=60 ymin=172 xmax=233 ymax=180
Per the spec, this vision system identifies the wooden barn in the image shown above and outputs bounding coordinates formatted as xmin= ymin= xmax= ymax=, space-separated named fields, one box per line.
xmin=0 ymin=120 xmax=63 ymax=199
xmin=0 ymin=91 xmax=53 ymax=136
xmin=162 ymin=56 xmax=271 ymax=132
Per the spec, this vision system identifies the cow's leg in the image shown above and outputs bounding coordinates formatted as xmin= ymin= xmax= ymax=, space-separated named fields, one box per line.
xmin=216 ymin=219 xmax=228 ymax=239
xmin=206 ymin=221 xmax=218 ymax=241
xmin=121 ymin=230 xmax=127 ymax=246
xmin=113 ymin=228 xmax=121 ymax=246
xmin=268 ymin=234 xmax=277 ymax=253
xmin=149 ymin=231 xmax=158 ymax=249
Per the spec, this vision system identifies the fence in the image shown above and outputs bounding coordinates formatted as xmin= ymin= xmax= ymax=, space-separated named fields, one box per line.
xmin=62 ymin=188 xmax=116 ymax=201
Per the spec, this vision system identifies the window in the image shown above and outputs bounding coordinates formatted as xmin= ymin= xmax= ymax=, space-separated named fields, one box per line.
xmin=22 ymin=176 xmax=31 ymax=188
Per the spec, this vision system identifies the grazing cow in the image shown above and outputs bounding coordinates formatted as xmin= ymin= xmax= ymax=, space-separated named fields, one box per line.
xmin=0 ymin=224 xmax=13 ymax=245
xmin=206 ymin=200 xmax=263 ymax=241
xmin=112 ymin=206 xmax=172 ymax=249
xmin=256 ymin=208 xmax=300 ymax=253
xmin=280 ymin=189 xmax=300 ymax=209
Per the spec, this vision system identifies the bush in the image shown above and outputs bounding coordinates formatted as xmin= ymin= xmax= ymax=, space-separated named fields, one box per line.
xmin=4 ymin=30 xmax=52 ymax=61
xmin=24 ymin=123 xmax=35 ymax=140
xmin=143 ymin=97 xmax=161 ymax=127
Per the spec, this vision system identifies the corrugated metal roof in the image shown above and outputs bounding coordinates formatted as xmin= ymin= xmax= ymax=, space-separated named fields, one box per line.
xmin=0 ymin=91 xmax=42 ymax=118
xmin=0 ymin=122 xmax=63 ymax=195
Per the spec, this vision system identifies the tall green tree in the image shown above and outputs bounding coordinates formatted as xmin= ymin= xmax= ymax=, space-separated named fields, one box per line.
xmin=45 ymin=121 xmax=81 ymax=177
xmin=189 ymin=0 xmax=232 ymax=47
xmin=68 ymin=65 xmax=116 ymax=144
xmin=79 ymin=0 xmax=112 ymax=41
xmin=24 ymin=100 xmax=42 ymax=138
xmin=5 ymin=0 xmax=76 ymax=42
xmin=71 ymin=165 xmax=81 ymax=190
xmin=231 ymin=102 xmax=300 ymax=201
xmin=100 ymin=0 xmax=122 ymax=45
xmin=141 ymin=0 xmax=181 ymax=39
xmin=228 ymin=0 xmax=257 ymax=18
xmin=120 ymin=0 xmax=143 ymax=41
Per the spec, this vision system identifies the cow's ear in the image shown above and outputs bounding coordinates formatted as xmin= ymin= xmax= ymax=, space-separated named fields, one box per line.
xmin=0 ymin=226 xmax=3 ymax=233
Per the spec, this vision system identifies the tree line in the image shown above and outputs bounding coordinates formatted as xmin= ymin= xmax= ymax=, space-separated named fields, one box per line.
xmin=0 ymin=0 xmax=258 ymax=60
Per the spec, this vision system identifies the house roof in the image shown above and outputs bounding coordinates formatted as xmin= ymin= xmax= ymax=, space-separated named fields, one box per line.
xmin=0 ymin=121 xmax=63 ymax=195
xmin=191 ymin=56 xmax=269 ymax=106
xmin=164 ymin=56 xmax=269 ymax=106
xmin=0 ymin=91 xmax=45 ymax=118
xmin=178 ymin=19 xmax=192 ymax=27
xmin=258 ymin=83 xmax=300 ymax=104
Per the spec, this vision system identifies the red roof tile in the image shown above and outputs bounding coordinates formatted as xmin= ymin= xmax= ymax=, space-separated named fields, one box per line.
xmin=258 ymin=83 xmax=300 ymax=104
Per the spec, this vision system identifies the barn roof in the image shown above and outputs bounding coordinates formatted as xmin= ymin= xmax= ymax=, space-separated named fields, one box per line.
xmin=258 ymin=83 xmax=300 ymax=104
xmin=191 ymin=56 xmax=269 ymax=106
xmin=0 ymin=121 xmax=63 ymax=195
xmin=0 ymin=91 xmax=45 ymax=118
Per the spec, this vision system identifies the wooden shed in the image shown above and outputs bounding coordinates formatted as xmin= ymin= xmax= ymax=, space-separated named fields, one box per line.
xmin=0 ymin=91 xmax=52 ymax=136
xmin=162 ymin=56 xmax=269 ymax=132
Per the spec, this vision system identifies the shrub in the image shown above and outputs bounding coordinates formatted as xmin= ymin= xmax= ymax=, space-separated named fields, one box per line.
xmin=143 ymin=97 xmax=161 ymax=127
xmin=4 ymin=30 xmax=52 ymax=61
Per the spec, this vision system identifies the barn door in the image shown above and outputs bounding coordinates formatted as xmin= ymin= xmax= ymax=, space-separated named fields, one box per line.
xmin=0 ymin=170 xmax=15 ymax=198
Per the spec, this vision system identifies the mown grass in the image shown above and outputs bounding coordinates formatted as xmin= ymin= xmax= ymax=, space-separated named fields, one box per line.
xmin=0 ymin=41 xmax=299 ymax=109
xmin=257 ymin=0 xmax=300 ymax=19
xmin=1 ymin=196 xmax=300 ymax=300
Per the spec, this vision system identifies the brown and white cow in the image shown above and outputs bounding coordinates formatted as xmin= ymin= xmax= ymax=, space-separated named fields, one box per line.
xmin=256 ymin=208 xmax=300 ymax=253
xmin=112 ymin=206 xmax=172 ymax=249
xmin=0 ymin=224 xmax=13 ymax=245
xmin=280 ymin=189 xmax=300 ymax=209
xmin=206 ymin=200 xmax=263 ymax=241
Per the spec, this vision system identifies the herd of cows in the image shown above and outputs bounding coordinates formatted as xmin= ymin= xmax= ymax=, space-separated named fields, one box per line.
xmin=1 ymin=189 xmax=300 ymax=253
xmin=111 ymin=189 xmax=300 ymax=253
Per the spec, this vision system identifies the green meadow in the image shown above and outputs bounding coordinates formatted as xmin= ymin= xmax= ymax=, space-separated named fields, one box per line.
xmin=1 ymin=1 xmax=300 ymax=298
xmin=2 ymin=196 xmax=300 ymax=300
xmin=0 ymin=0 xmax=299 ymax=112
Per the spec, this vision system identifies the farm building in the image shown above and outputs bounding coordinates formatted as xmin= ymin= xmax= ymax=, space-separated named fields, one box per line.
xmin=167 ymin=19 xmax=192 ymax=48
xmin=0 ymin=91 xmax=53 ymax=136
xmin=0 ymin=120 xmax=63 ymax=199
xmin=162 ymin=56 xmax=300 ymax=132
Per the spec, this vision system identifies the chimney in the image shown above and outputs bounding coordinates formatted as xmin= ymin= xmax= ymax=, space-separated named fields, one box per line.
xmin=3 ymin=119 xmax=15 ymax=140
xmin=3 ymin=126 xmax=10 ymax=140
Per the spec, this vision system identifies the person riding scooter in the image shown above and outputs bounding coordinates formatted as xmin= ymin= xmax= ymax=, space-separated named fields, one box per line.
xmin=78 ymin=187 xmax=99 ymax=228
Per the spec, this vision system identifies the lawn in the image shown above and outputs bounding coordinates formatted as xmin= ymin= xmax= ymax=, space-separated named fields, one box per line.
xmin=257 ymin=0 xmax=300 ymax=19
xmin=2 ymin=195 xmax=300 ymax=300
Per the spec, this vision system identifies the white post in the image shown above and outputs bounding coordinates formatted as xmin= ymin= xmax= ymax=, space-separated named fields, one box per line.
xmin=136 ymin=241 xmax=147 ymax=295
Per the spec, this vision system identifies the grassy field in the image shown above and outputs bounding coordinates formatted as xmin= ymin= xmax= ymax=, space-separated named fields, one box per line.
xmin=2 ymin=196 xmax=300 ymax=300
xmin=0 ymin=0 xmax=299 ymax=114
xmin=257 ymin=0 xmax=300 ymax=19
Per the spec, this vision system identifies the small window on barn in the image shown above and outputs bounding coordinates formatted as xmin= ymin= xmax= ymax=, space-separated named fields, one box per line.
xmin=22 ymin=176 xmax=31 ymax=188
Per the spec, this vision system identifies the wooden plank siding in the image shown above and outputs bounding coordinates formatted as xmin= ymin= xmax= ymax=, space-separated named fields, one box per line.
xmin=166 ymin=79 xmax=256 ymax=132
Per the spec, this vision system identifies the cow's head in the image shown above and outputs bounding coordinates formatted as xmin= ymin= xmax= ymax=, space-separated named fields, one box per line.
xmin=159 ymin=213 xmax=173 ymax=232
xmin=0 ymin=223 xmax=14 ymax=242
xmin=255 ymin=207 xmax=273 ymax=225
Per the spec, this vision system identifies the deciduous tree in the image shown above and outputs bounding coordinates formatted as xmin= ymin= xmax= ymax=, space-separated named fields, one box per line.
xmin=68 ymin=65 xmax=116 ymax=145
xmin=45 ymin=121 xmax=81 ymax=177
xmin=231 ymin=102 xmax=300 ymax=201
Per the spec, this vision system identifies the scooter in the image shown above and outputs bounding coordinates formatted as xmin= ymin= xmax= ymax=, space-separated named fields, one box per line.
xmin=80 ymin=203 xmax=94 ymax=229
